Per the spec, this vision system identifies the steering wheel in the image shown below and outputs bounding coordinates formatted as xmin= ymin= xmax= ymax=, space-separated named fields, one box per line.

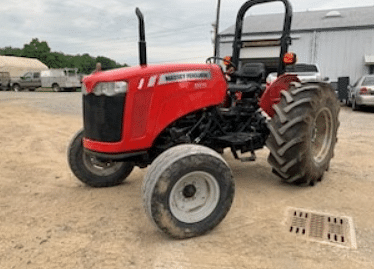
xmin=206 ymin=56 xmax=219 ymax=64
xmin=206 ymin=56 xmax=236 ymax=68
xmin=206 ymin=56 xmax=237 ymax=78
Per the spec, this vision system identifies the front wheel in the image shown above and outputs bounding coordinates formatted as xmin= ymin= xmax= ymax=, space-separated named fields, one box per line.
xmin=142 ymin=144 xmax=234 ymax=239
xmin=52 ymin=83 xmax=61 ymax=92
xmin=266 ymin=82 xmax=340 ymax=186
xmin=67 ymin=130 xmax=134 ymax=187
xmin=12 ymin=84 xmax=21 ymax=92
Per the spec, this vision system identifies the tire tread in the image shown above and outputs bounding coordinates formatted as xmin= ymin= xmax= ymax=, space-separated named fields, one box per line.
xmin=266 ymin=82 xmax=340 ymax=186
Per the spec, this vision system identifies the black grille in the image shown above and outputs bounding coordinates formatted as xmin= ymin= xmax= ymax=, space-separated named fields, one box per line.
xmin=83 ymin=94 xmax=126 ymax=142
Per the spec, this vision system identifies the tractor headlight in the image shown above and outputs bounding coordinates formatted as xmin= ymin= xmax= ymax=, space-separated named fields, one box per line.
xmin=93 ymin=81 xmax=128 ymax=96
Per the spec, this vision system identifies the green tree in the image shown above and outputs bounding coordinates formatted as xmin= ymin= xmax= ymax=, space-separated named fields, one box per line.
xmin=22 ymin=38 xmax=51 ymax=59
xmin=0 ymin=38 xmax=129 ymax=73
xmin=0 ymin=46 xmax=23 ymax=57
xmin=41 ymin=52 xmax=69 ymax=69
xmin=77 ymin=54 xmax=97 ymax=74
xmin=96 ymin=56 xmax=123 ymax=71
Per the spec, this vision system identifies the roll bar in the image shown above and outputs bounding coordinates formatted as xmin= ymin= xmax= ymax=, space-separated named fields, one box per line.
xmin=231 ymin=0 xmax=293 ymax=76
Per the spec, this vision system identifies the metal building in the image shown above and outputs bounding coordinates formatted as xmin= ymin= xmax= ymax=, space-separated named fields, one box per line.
xmin=0 ymin=55 xmax=48 ymax=78
xmin=218 ymin=6 xmax=374 ymax=84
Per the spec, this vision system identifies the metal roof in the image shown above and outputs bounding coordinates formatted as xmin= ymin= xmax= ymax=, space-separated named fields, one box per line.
xmin=0 ymin=56 xmax=48 ymax=77
xmin=220 ymin=5 xmax=374 ymax=36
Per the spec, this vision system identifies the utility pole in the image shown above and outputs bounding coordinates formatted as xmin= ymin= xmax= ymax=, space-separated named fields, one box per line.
xmin=214 ymin=0 xmax=221 ymax=63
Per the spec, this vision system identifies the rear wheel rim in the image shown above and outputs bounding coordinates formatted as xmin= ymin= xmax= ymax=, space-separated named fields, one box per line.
xmin=82 ymin=153 xmax=124 ymax=176
xmin=169 ymin=171 xmax=220 ymax=223
xmin=311 ymin=108 xmax=333 ymax=164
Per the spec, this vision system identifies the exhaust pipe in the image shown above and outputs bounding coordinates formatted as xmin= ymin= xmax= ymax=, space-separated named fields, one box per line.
xmin=135 ymin=8 xmax=147 ymax=66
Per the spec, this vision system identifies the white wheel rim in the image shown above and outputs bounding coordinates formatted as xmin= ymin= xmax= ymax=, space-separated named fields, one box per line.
xmin=311 ymin=107 xmax=333 ymax=164
xmin=169 ymin=171 xmax=220 ymax=223
xmin=83 ymin=153 xmax=123 ymax=176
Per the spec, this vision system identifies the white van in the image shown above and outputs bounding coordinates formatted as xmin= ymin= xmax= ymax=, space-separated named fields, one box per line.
xmin=41 ymin=68 xmax=81 ymax=92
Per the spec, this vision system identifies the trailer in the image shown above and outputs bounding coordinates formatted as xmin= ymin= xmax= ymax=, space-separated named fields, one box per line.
xmin=41 ymin=68 xmax=81 ymax=92
xmin=0 ymin=72 xmax=10 ymax=91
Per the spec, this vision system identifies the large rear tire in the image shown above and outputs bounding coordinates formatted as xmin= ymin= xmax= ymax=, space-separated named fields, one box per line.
xmin=266 ymin=82 xmax=340 ymax=186
xmin=67 ymin=130 xmax=134 ymax=187
xmin=142 ymin=144 xmax=234 ymax=239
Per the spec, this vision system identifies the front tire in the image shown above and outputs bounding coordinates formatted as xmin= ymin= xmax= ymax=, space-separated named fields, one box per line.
xmin=52 ymin=83 xmax=61 ymax=92
xmin=67 ymin=130 xmax=134 ymax=187
xmin=266 ymin=82 xmax=340 ymax=186
xmin=142 ymin=144 xmax=234 ymax=239
xmin=12 ymin=84 xmax=21 ymax=92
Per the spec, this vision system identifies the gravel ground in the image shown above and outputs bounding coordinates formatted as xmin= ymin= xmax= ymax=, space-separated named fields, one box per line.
xmin=0 ymin=91 xmax=82 ymax=116
xmin=0 ymin=92 xmax=373 ymax=269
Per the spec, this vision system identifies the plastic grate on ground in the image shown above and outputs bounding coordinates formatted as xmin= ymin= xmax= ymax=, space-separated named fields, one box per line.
xmin=285 ymin=207 xmax=357 ymax=249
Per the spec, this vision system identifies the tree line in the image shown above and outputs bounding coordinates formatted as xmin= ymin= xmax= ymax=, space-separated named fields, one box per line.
xmin=0 ymin=38 xmax=128 ymax=74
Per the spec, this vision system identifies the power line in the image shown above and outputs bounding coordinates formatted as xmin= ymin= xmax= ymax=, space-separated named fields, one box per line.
xmin=148 ymin=55 xmax=209 ymax=64
xmin=65 ymin=24 xmax=209 ymax=47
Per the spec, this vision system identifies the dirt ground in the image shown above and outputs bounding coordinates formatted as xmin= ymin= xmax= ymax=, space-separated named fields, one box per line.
xmin=0 ymin=98 xmax=374 ymax=269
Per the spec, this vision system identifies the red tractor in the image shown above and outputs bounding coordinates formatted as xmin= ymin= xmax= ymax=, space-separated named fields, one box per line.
xmin=68 ymin=0 xmax=339 ymax=239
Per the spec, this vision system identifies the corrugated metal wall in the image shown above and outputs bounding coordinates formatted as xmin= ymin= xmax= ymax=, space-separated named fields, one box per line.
xmin=219 ymin=28 xmax=374 ymax=83
xmin=290 ymin=29 xmax=374 ymax=83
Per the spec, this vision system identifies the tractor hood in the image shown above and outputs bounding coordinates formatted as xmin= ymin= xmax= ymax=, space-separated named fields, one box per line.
xmin=82 ymin=63 xmax=222 ymax=94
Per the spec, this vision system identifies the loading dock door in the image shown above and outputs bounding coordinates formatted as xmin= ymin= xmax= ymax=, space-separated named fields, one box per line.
xmin=337 ymin=77 xmax=349 ymax=101
xmin=239 ymin=46 xmax=281 ymax=78
xmin=240 ymin=46 xmax=280 ymax=60
xmin=240 ymin=57 xmax=280 ymax=79
xmin=365 ymin=55 xmax=374 ymax=74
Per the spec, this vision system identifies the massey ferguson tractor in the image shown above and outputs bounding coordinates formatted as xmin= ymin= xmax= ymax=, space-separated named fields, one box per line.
xmin=68 ymin=0 xmax=339 ymax=239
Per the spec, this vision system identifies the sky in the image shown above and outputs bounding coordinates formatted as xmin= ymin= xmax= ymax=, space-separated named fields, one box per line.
xmin=1 ymin=0 xmax=374 ymax=66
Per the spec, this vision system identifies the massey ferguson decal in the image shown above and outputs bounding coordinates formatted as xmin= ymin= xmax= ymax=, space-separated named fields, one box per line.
xmin=158 ymin=70 xmax=211 ymax=85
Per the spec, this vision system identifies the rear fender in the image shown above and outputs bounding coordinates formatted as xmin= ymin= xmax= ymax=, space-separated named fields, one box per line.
xmin=259 ymin=74 xmax=299 ymax=117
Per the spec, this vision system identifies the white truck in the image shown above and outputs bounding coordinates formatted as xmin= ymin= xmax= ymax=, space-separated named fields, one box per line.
xmin=41 ymin=68 xmax=81 ymax=92
xmin=266 ymin=63 xmax=325 ymax=86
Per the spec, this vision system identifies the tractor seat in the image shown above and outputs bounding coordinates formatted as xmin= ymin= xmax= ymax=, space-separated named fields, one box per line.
xmin=228 ymin=62 xmax=265 ymax=97
xmin=232 ymin=62 xmax=266 ymax=84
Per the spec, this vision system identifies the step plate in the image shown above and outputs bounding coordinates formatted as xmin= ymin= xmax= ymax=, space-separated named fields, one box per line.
xmin=285 ymin=207 xmax=357 ymax=249
xmin=214 ymin=132 xmax=263 ymax=149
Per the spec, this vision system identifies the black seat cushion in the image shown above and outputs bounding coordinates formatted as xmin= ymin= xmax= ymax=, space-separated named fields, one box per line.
xmin=233 ymin=63 xmax=266 ymax=84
